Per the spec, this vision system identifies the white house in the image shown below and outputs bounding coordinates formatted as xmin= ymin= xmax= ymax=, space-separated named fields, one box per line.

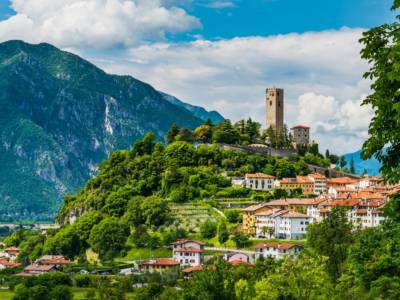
xmin=275 ymin=212 xmax=311 ymax=240
xmin=223 ymin=252 xmax=250 ymax=264
xmin=245 ymin=173 xmax=275 ymax=191
xmin=307 ymin=173 xmax=327 ymax=194
xmin=255 ymin=210 xmax=311 ymax=240
xmin=171 ymin=240 xmax=204 ymax=267
xmin=255 ymin=243 xmax=301 ymax=260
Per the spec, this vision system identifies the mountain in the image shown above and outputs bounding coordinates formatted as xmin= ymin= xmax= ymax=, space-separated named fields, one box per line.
xmin=343 ymin=149 xmax=382 ymax=176
xmin=0 ymin=40 xmax=215 ymax=221
xmin=161 ymin=93 xmax=224 ymax=124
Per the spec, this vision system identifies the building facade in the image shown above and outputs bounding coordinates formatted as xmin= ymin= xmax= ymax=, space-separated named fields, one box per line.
xmin=266 ymin=87 xmax=284 ymax=131
xmin=291 ymin=125 xmax=310 ymax=145
xmin=171 ymin=240 xmax=204 ymax=267
xmin=255 ymin=243 xmax=301 ymax=260
xmin=245 ymin=173 xmax=275 ymax=191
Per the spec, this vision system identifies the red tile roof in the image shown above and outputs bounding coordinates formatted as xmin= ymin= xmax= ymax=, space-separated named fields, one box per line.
xmin=255 ymin=242 xmax=297 ymax=250
xmin=291 ymin=125 xmax=310 ymax=129
xmin=174 ymin=247 xmax=203 ymax=253
xmin=280 ymin=212 xmax=310 ymax=218
xmin=141 ymin=259 xmax=180 ymax=267
xmin=182 ymin=265 xmax=204 ymax=273
xmin=24 ymin=264 xmax=55 ymax=272
xmin=230 ymin=259 xmax=248 ymax=266
xmin=0 ymin=260 xmax=21 ymax=268
xmin=171 ymin=239 xmax=205 ymax=246
xmin=245 ymin=173 xmax=275 ymax=179
xmin=327 ymin=177 xmax=359 ymax=185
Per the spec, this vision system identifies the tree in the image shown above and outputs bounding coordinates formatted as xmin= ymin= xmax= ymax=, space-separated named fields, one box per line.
xmin=360 ymin=2 xmax=400 ymax=183
xmin=254 ymin=255 xmax=333 ymax=300
xmin=50 ymin=285 xmax=73 ymax=300
xmin=194 ymin=125 xmax=213 ymax=143
xmin=349 ymin=156 xmax=356 ymax=174
xmin=176 ymin=128 xmax=194 ymax=143
xmin=339 ymin=156 xmax=347 ymax=169
xmin=88 ymin=217 xmax=129 ymax=261
xmin=167 ymin=124 xmax=180 ymax=144
xmin=325 ymin=149 xmax=330 ymax=159
xmin=232 ymin=232 xmax=250 ymax=248
xmin=217 ymin=220 xmax=229 ymax=244
xmin=200 ymin=220 xmax=217 ymax=239
xmin=307 ymin=206 xmax=353 ymax=281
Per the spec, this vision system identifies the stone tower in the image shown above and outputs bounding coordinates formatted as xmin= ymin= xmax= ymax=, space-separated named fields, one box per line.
xmin=266 ymin=87 xmax=284 ymax=131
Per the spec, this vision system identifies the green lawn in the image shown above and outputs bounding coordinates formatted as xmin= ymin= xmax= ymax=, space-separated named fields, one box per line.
xmin=0 ymin=290 xmax=13 ymax=300
xmin=116 ymin=247 xmax=172 ymax=262
xmin=0 ymin=288 xmax=136 ymax=300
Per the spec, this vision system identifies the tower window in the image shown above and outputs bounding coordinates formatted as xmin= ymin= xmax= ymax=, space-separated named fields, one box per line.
xmin=278 ymin=102 xmax=281 ymax=107
xmin=270 ymin=101 xmax=272 ymax=106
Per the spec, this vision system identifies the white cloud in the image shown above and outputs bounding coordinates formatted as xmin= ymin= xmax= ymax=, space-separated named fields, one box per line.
xmin=0 ymin=0 xmax=200 ymax=49
xmin=199 ymin=1 xmax=236 ymax=9
xmin=297 ymin=93 xmax=373 ymax=154
xmin=91 ymin=27 xmax=371 ymax=154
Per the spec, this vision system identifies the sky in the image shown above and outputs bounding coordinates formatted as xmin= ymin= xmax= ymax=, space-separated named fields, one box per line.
xmin=0 ymin=0 xmax=395 ymax=154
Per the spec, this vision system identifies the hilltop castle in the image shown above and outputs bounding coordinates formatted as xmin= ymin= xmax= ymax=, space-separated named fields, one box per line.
xmin=266 ymin=87 xmax=310 ymax=146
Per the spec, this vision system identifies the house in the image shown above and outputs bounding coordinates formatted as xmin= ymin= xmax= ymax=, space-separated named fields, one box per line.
xmin=275 ymin=212 xmax=311 ymax=240
xmin=255 ymin=209 xmax=311 ymax=240
xmin=307 ymin=173 xmax=327 ymax=194
xmin=245 ymin=173 xmax=275 ymax=191
xmin=255 ymin=209 xmax=287 ymax=238
xmin=0 ymin=260 xmax=21 ymax=270
xmin=182 ymin=265 xmax=205 ymax=275
xmin=358 ymin=176 xmax=383 ymax=189
xmin=36 ymin=255 xmax=72 ymax=266
xmin=279 ymin=177 xmax=315 ymax=195
xmin=3 ymin=247 xmax=19 ymax=261
xmin=171 ymin=240 xmax=204 ymax=267
xmin=140 ymin=259 xmax=180 ymax=273
xmin=327 ymin=177 xmax=359 ymax=193
xmin=255 ymin=243 xmax=301 ymax=260
xmin=17 ymin=264 xmax=56 ymax=277
xmin=242 ymin=203 xmax=272 ymax=235
xmin=223 ymin=252 xmax=250 ymax=264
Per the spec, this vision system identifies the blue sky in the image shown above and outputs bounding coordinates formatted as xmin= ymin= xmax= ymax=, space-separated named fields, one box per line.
xmin=0 ymin=0 xmax=395 ymax=153
xmin=0 ymin=0 xmax=394 ymax=40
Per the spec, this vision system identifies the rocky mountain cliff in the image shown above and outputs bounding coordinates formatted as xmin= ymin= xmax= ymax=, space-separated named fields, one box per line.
xmin=0 ymin=40 xmax=218 ymax=221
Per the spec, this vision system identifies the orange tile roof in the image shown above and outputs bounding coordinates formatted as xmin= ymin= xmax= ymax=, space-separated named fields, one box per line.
xmin=5 ymin=247 xmax=19 ymax=253
xmin=355 ymin=209 xmax=368 ymax=215
xmin=325 ymin=198 xmax=360 ymax=207
xmin=243 ymin=203 xmax=270 ymax=212
xmin=308 ymin=173 xmax=327 ymax=180
xmin=230 ymin=259 xmax=248 ymax=266
xmin=142 ymin=259 xmax=180 ymax=267
xmin=182 ymin=265 xmax=204 ymax=273
xmin=0 ymin=260 xmax=21 ymax=268
xmin=245 ymin=173 xmax=275 ymax=179
xmin=24 ymin=264 xmax=55 ymax=272
xmin=327 ymin=177 xmax=359 ymax=185
xmin=174 ymin=247 xmax=203 ymax=253
xmin=280 ymin=212 xmax=310 ymax=218
xmin=255 ymin=242 xmax=297 ymax=250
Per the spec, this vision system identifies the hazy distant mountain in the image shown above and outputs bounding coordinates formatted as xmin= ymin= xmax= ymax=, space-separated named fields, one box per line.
xmin=0 ymin=40 xmax=212 ymax=221
xmin=161 ymin=93 xmax=224 ymax=124
xmin=343 ymin=149 xmax=382 ymax=176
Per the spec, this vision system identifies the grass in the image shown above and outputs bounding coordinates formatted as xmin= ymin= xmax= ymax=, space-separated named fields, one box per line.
xmin=116 ymin=247 xmax=172 ymax=262
xmin=0 ymin=290 xmax=13 ymax=300
xmin=0 ymin=288 xmax=136 ymax=300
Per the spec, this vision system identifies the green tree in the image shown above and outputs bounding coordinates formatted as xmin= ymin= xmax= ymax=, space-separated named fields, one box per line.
xmin=194 ymin=125 xmax=213 ymax=143
xmin=254 ymin=255 xmax=333 ymax=300
xmin=167 ymin=123 xmax=180 ymax=144
xmin=307 ymin=206 xmax=353 ymax=281
xmin=200 ymin=220 xmax=217 ymax=239
xmin=232 ymin=232 xmax=250 ymax=248
xmin=50 ymin=285 xmax=73 ymax=300
xmin=339 ymin=156 xmax=346 ymax=169
xmin=217 ymin=220 xmax=229 ymax=244
xmin=88 ymin=217 xmax=129 ymax=261
xmin=349 ymin=156 xmax=356 ymax=174
xmin=360 ymin=2 xmax=400 ymax=182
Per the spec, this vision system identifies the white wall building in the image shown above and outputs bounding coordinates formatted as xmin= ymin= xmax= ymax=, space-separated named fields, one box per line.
xmin=223 ymin=252 xmax=250 ymax=264
xmin=255 ymin=210 xmax=311 ymax=240
xmin=307 ymin=173 xmax=327 ymax=194
xmin=171 ymin=240 xmax=204 ymax=267
xmin=245 ymin=173 xmax=275 ymax=191
xmin=255 ymin=243 xmax=301 ymax=260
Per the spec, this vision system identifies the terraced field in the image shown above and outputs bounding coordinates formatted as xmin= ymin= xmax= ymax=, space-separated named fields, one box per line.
xmin=170 ymin=203 xmax=218 ymax=232
xmin=216 ymin=198 xmax=257 ymax=209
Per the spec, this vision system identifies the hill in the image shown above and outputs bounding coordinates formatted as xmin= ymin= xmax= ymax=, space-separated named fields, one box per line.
xmin=343 ymin=149 xmax=381 ymax=176
xmin=0 ymin=40 xmax=213 ymax=221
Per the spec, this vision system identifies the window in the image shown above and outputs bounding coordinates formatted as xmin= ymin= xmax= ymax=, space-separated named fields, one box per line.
xmin=270 ymin=101 xmax=272 ymax=106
